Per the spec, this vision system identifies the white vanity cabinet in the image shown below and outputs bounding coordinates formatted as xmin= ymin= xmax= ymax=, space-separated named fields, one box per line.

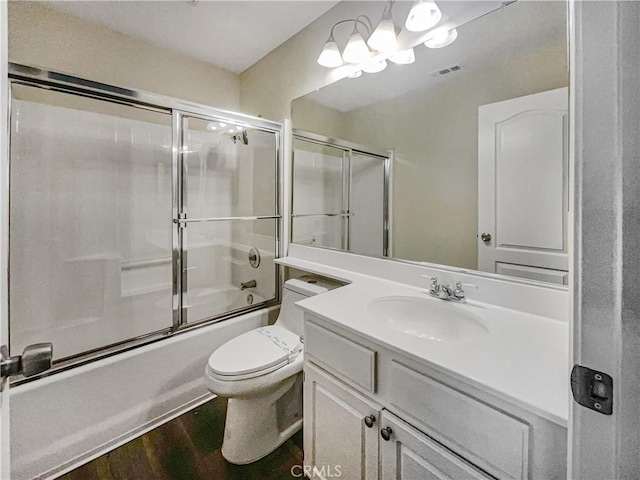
xmin=303 ymin=313 xmax=568 ymax=480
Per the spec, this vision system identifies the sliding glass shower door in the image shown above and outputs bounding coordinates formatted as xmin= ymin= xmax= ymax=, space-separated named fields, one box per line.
xmin=8 ymin=68 xmax=281 ymax=372
xmin=178 ymin=115 xmax=278 ymax=324
xmin=10 ymin=84 xmax=174 ymax=361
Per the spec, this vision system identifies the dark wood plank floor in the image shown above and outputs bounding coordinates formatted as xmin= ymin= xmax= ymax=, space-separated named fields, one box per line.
xmin=59 ymin=397 xmax=304 ymax=480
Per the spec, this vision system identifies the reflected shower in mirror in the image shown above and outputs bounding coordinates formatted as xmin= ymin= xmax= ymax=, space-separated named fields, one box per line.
xmin=291 ymin=0 xmax=569 ymax=285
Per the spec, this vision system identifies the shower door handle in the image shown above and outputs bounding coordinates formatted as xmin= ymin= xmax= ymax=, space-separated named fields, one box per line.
xmin=1 ymin=343 xmax=53 ymax=390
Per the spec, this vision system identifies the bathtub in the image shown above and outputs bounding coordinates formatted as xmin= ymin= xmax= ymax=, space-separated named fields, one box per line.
xmin=9 ymin=306 xmax=278 ymax=480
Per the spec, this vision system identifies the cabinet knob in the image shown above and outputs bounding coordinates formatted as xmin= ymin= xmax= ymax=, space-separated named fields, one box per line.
xmin=380 ymin=427 xmax=393 ymax=441
xmin=363 ymin=415 xmax=376 ymax=428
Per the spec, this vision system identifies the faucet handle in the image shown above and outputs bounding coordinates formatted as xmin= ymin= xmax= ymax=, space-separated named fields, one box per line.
xmin=449 ymin=282 xmax=464 ymax=302
xmin=418 ymin=274 xmax=439 ymax=294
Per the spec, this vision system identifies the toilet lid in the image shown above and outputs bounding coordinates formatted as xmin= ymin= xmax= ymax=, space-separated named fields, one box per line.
xmin=207 ymin=326 xmax=302 ymax=378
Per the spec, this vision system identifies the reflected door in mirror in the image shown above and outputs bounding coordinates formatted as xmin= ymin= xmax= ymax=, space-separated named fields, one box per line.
xmin=478 ymin=87 xmax=569 ymax=285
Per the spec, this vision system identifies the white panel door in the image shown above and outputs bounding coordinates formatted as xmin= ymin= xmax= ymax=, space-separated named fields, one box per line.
xmin=304 ymin=364 xmax=380 ymax=480
xmin=478 ymin=87 xmax=569 ymax=281
xmin=0 ymin=3 xmax=10 ymax=478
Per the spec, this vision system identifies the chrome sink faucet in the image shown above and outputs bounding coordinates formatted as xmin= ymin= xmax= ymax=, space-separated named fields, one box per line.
xmin=422 ymin=276 xmax=467 ymax=303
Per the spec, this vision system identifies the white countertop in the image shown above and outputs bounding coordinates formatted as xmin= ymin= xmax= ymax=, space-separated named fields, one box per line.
xmin=278 ymin=256 xmax=570 ymax=427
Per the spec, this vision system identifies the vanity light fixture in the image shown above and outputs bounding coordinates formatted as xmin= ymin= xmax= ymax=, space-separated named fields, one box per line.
xmin=424 ymin=27 xmax=458 ymax=48
xmin=389 ymin=48 xmax=416 ymax=65
xmin=317 ymin=34 xmax=343 ymax=68
xmin=362 ymin=59 xmax=388 ymax=74
xmin=343 ymin=18 xmax=373 ymax=64
xmin=206 ymin=122 xmax=218 ymax=131
xmin=318 ymin=0 xmax=455 ymax=76
xmin=219 ymin=122 xmax=227 ymax=128
xmin=317 ymin=16 xmax=373 ymax=67
xmin=367 ymin=1 xmax=399 ymax=53
xmin=405 ymin=0 xmax=442 ymax=32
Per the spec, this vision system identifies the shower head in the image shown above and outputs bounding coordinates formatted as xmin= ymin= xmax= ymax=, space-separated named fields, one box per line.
xmin=231 ymin=130 xmax=249 ymax=145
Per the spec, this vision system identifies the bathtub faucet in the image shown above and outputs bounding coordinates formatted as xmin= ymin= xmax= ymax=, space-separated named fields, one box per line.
xmin=240 ymin=279 xmax=257 ymax=290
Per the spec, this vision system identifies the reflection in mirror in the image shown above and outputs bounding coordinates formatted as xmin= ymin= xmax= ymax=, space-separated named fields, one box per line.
xmin=292 ymin=1 xmax=569 ymax=286
xmin=291 ymin=135 xmax=389 ymax=256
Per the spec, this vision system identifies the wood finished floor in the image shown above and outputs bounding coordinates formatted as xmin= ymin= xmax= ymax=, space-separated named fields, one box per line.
xmin=59 ymin=397 xmax=304 ymax=480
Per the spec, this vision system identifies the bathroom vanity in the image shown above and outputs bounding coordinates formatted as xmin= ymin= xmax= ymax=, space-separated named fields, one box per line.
xmin=277 ymin=246 xmax=569 ymax=480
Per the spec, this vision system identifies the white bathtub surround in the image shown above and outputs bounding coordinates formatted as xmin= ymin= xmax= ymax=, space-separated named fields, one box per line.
xmin=10 ymin=307 xmax=276 ymax=480
xmin=276 ymin=244 xmax=570 ymax=426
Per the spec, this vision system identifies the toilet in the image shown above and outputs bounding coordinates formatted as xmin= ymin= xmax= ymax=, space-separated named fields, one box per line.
xmin=204 ymin=275 xmax=336 ymax=464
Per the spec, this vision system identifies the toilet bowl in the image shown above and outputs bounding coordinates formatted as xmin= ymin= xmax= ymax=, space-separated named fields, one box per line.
xmin=204 ymin=275 xmax=337 ymax=465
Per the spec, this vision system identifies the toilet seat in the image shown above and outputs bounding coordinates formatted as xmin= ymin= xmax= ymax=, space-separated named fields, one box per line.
xmin=207 ymin=326 xmax=302 ymax=381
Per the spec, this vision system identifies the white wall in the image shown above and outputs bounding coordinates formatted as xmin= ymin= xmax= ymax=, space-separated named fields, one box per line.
xmin=8 ymin=1 xmax=240 ymax=110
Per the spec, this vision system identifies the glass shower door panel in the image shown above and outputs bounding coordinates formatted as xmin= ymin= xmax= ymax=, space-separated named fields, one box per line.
xmin=350 ymin=154 xmax=386 ymax=256
xmin=9 ymin=85 xmax=173 ymax=361
xmin=292 ymin=139 xmax=344 ymax=216
xmin=183 ymin=117 xmax=277 ymax=219
xmin=291 ymin=216 xmax=342 ymax=249
xmin=183 ymin=219 xmax=277 ymax=324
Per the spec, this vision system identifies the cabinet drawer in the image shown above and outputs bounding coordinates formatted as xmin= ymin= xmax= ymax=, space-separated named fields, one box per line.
xmin=305 ymin=320 xmax=376 ymax=393
xmin=389 ymin=361 xmax=529 ymax=480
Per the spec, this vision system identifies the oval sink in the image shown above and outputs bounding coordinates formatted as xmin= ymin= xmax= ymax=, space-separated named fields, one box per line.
xmin=367 ymin=296 xmax=489 ymax=342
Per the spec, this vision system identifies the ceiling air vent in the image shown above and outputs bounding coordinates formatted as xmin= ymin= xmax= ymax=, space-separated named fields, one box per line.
xmin=431 ymin=64 xmax=463 ymax=77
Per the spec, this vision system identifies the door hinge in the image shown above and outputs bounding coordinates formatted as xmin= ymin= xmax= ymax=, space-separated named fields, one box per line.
xmin=571 ymin=365 xmax=613 ymax=415
xmin=1 ymin=343 xmax=53 ymax=390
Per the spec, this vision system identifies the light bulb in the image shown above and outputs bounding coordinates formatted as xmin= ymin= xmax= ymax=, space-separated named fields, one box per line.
xmin=347 ymin=70 xmax=362 ymax=79
xmin=228 ymin=129 xmax=235 ymax=133
xmin=206 ymin=122 xmax=217 ymax=131
xmin=362 ymin=60 xmax=387 ymax=74
xmin=405 ymin=1 xmax=441 ymax=32
xmin=236 ymin=126 xmax=243 ymax=131
xmin=389 ymin=48 xmax=415 ymax=65
xmin=219 ymin=122 xmax=227 ymax=128
xmin=367 ymin=11 xmax=398 ymax=52
xmin=424 ymin=28 xmax=458 ymax=48
xmin=342 ymin=27 xmax=372 ymax=64
xmin=317 ymin=34 xmax=343 ymax=68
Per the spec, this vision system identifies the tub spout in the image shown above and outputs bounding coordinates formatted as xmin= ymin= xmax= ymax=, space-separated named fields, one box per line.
xmin=240 ymin=279 xmax=257 ymax=290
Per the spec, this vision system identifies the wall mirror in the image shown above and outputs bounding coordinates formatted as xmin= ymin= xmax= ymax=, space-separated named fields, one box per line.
xmin=291 ymin=0 xmax=569 ymax=286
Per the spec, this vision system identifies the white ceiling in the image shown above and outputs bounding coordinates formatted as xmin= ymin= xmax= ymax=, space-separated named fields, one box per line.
xmin=304 ymin=1 xmax=567 ymax=112
xmin=45 ymin=0 xmax=340 ymax=74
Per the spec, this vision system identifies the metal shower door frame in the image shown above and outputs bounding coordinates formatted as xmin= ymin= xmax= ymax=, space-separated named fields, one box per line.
xmin=6 ymin=63 xmax=284 ymax=382
xmin=171 ymin=110 xmax=283 ymax=329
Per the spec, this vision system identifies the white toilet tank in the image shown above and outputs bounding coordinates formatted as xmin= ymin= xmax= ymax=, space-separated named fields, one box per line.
xmin=275 ymin=275 xmax=342 ymax=338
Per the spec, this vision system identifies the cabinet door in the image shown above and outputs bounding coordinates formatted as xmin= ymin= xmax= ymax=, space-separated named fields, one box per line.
xmin=304 ymin=363 xmax=380 ymax=480
xmin=380 ymin=411 xmax=492 ymax=480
